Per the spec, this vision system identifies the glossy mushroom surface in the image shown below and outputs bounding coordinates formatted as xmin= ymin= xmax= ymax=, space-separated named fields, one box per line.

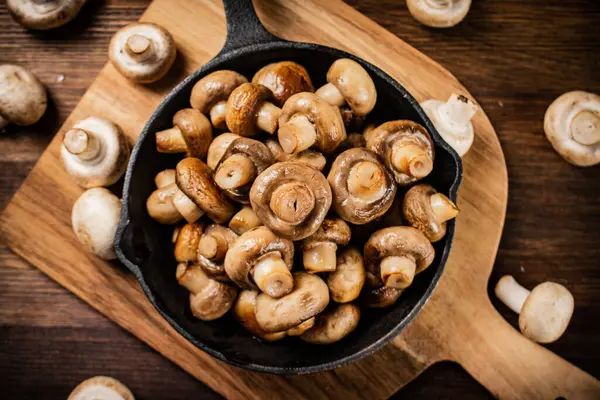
xmin=155 ymin=108 xmax=213 ymax=158
xmin=327 ymin=247 xmax=366 ymax=303
xmin=197 ymin=224 xmax=238 ymax=281
xmin=265 ymin=138 xmax=327 ymax=171
xmin=226 ymin=82 xmax=281 ymax=136
xmin=301 ymin=303 xmax=360 ymax=344
xmin=301 ymin=218 xmax=351 ymax=274
xmin=173 ymin=222 xmax=204 ymax=263
xmin=252 ymin=61 xmax=314 ymax=107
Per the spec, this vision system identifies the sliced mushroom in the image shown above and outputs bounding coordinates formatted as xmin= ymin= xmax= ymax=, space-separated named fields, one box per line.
xmin=147 ymin=169 xmax=204 ymax=224
xmin=252 ymin=61 xmax=314 ymax=107
xmin=544 ymin=91 xmax=600 ymax=166
xmin=176 ymin=157 xmax=236 ymax=224
xmin=327 ymin=247 xmax=366 ymax=303
xmin=226 ymin=83 xmax=281 ymax=136
xmin=109 ymin=22 xmax=176 ymax=83
xmin=364 ymin=226 xmax=435 ymax=289
xmin=7 ymin=0 xmax=87 ymax=30
xmin=176 ymin=263 xmax=237 ymax=321
xmin=67 ymin=375 xmax=135 ymax=400
xmin=301 ymin=218 xmax=351 ymax=274
xmin=255 ymin=272 xmax=330 ymax=333
xmin=421 ymin=93 xmax=477 ymax=157
xmin=155 ymin=108 xmax=213 ymax=158
xmin=61 ymin=117 xmax=131 ymax=188
xmin=190 ymin=70 xmax=248 ymax=130
xmin=250 ymin=161 xmax=332 ymax=240
xmin=301 ymin=303 xmax=360 ymax=344
xmin=213 ymin=137 xmax=275 ymax=203
xmin=407 ymin=0 xmax=471 ymax=28
xmin=173 ymin=222 xmax=204 ymax=263
xmin=495 ymin=275 xmax=574 ymax=343
xmin=403 ymin=184 xmax=459 ymax=242
xmin=71 ymin=188 xmax=121 ymax=260
xmin=229 ymin=205 xmax=262 ymax=235
xmin=265 ymin=138 xmax=327 ymax=171
xmin=197 ymin=224 xmax=238 ymax=281
xmin=366 ymin=120 xmax=435 ymax=186
xmin=0 ymin=64 xmax=47 ymax=128
xmin=224 ymin=226 xmax=295 ymax=298
xmin=278 ymin=92 xmax=347 ymax=155
xmin=206 ymin=132 xmax=241 ymax=170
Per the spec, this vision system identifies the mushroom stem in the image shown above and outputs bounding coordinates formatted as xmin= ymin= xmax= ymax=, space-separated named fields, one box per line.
xmin=495 ymin=275 xmax=531 ymax=314
xmin=177 ymin=263 xmax=210 ymax=293
xmin=125 ymin=34 xmax=153 ymax=60
xmin=278 ymin=115 xmax=317 ymax=154
xmin=315 ymin=83 xmax=346 ymax=108
xmin=436 ymin=94 xmax=478 ymax=136
xmin=252 ymin=252 xmax=294 ymax=298
xmin=256 ymin=102 xmax=281 ymax=134
xmin=214 ymin=153 xmax=257 ymax=190
xmin=171 ymin=184 xmax=204 ymax=223
xmin=198 ymin=232 xmax=228 ymax=261
xmin=269 ymin=182 xmax=316 ymax=225
xmin=390 ymin=143 xmax=434 ymax=179
xmin=380 ymin=256 xmax=416 ymax=289
xmin=347 ymin=161 xmax=387 ymax=202
xmin=209 ymin=101 xmax=228 ymax=130
xmin=303 ymin=242 xmax=338 ymax=274
xmin=430 ymin=192 xmax=459 ymax=223
xmin=156 ymin=127 xmax=187 ymax=153
xmin=570 ymin=110 xmax=600 ymax=146
xmin=63 ymin=129 xmax=101 ymax=160
xmin=229 ymin=206 xmax=262 ymax=235
xmin=155 ymin=169 xmax=176 ymax=188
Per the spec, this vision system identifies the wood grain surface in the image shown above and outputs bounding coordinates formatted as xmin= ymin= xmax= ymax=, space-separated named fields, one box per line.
xmin=0 ymin=0 xmax=599 ymax=399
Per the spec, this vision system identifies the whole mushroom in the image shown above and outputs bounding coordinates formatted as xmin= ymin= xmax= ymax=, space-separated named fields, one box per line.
xmin=67 ymin=376 xmax=134 ymax=400
xmin=7 ymin=0 xmax=87 ymax=30
xmin=278 ymin=92 xmax=347 ymax=155
xmin=146 ymin=169 xmax=204 ymax=224
xmin=173 ymin=222 xmax=204 ymax=263
xmin=197 ymin=224 xmax=238 ymax=281
xmin=109 ymin=22 xmax=176 ymax=84
xmin=155 ymin=108 xmax=213 ymax=158
xmin=301 ymin=218 xmax=351 ymax=274
xmin=366 ymin=120 xmax=435 ymax=186
xmin=61 ymin=117 xmax=131 ymax=188
xmin=206 ymin=132 xmax=241 ymax=170
xmin=176 ymin=263 xmax=237 ymax=321
xmin=364 ymin=226 xmax=435 ymax=289
xmin=229 ymin=205 xmax=262 ymax=235
xmin=213 ymin=137 xmax=275 ymax=203
xmin=71 ymin=188 xmax=121 ymax=260
xmin=361 ymin=283 xmax=404 ymax=308
xmin=402 ymin=183 xmax=459 ymax=242
xmin=224 ymin=226 xmax=295 ymax=298
xmin=252 ymin=61 xmax=314 ymax=107
xmin=544 ymin=91 xmax=600 ymax=167
xmin=190 ymin=70 xmax=248 ymax=130
xmin=226 ymin=82 xmax=281 ymax=136
xmin=301 ymin=303 xmax=360 ymax=344
xmin=265 ymin=138 xmax=327 ymax=171
xmin=0 ymin=64 xmax=47 ymax=129
xmin=327 ymin=247 xmax=366 ymax=303
xmin=328 ymin=148 xmax=397 ymax=224
xmin=249 ymin=161 xmax=332 ymax=240
xmin=407 ymin=0 xmax=472 ymax=28
xmin=495 ymin=275 xmax=574 ymax=343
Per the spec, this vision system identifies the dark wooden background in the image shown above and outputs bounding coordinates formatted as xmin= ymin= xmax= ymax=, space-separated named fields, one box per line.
xmin=1 ymin=0 xmax=599 ymax=398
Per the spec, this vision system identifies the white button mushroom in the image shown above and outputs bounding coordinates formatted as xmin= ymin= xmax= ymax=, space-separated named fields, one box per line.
xmin=68 ymin=376 xmax=134 ymax=400
xmin=71 ymin=188 xmax=122 ymax=260
xmin=6 ymin=0 xmax=87 ymax=30
xmin=61 ymin=117 xmax=131 ymax=188
xmin=421 ymin=93 xmax=478 ymax=157
xmin=407 ymin=0 xmax=472 ymax=28
xmin=495 ymin=275 xmax=574 ymax=343
xmin=544 ymin=91 xmax=600 ymax=167
xmin=0 ymin=64 xmax=47 ymax=129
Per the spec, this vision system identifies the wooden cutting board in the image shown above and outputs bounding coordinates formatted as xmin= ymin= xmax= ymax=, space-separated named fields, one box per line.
xmin=1 ymin=0 xmax=599 ymax=398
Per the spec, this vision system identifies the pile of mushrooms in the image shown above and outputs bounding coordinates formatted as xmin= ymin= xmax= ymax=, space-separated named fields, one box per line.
xmin=144 ymin=58 xmax=459 ymax=345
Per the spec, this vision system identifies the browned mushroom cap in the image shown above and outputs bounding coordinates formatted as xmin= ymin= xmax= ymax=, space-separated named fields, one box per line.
xmin=327 ymin=247 xmax=366 ymax=303
xmin=286 ymin=317 xmax=316 ymax=336
xmin=214 ymin=137 xmax=275 ymax=203
xmin=7 ymin=0 xmax=87 ymax=31
xmin=176 ymin=158 xmax=236 ymax=224
xmin=190 ymin=70 xmax=248 ymax=130
xmin=176 ymin=263 xmax=237 ymax=321
xmin=173 ymin=222 xmax=204 ymax=263
xmin=197 ymin=224 xmax=238 ymax=281
xmin=278 ymin=92 xmax=346 ymax=155
xmin=226 ymin=82 xmax=281 ymax=136
xmin=265 ymin=138 xmax=327 ymax=171
xmin=229 ymin=205 xmax=262 ymax=235
xmin=366 ymin=120 xmax=435 ymax=186
xmin=302 ymin=218 xmax=351 ymax=274
xmin=361 ymin=284 xmax=403 ymax=308
xmin=255 ymin=272 xmax=330 ymax=333
xmin=250 ymin=161 xmax=332 ymax=240
xmin=301 ymin=303 xmax=360 ymax=344
xmin=252 ymin=61 xmax=314 ymax=107
xmin=403 ymin=184 xmax=459 ymax=242
xmin=233 ymin=290 xmax=287 ymax=342
xmin=224 ymin=226 xmax=295 ymax=298
xmin=364 ymin=226 xmax=435 ymax=289
xmin=206 ymin=132 xmax=240 ymax=170
xmin=328 ymin=148 xmax=397 ymax=225
xmin=156 ymin=109 xmax=213 ymax=158
xmin=315 ymin=58 xmax=377 ymax=117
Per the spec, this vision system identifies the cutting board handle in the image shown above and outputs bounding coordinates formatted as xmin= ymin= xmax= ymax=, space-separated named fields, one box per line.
xmin=221 ymin=0 xmax=282 ymax=53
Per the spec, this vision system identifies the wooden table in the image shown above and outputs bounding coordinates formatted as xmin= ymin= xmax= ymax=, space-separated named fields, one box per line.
xmin=1 ymin=1 xmax=598 ymax=398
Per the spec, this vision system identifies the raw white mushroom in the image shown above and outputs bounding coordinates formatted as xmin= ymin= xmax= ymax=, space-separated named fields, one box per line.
xmin=68 ymin=376 xmax=134 ymax=400
xmin=421 ymin=93 xmax=477 ymax=157
xmin=406 ymin=0 xmax=471 ymax=28
xmin=6 ymin=0 xmax=87 ymax=30
xmin=0 ymin=64 xmax=47 ymax=127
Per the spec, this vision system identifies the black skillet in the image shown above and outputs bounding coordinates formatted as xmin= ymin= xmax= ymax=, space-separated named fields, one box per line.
xmin=115 ymin=0 xmax=462 ymax=374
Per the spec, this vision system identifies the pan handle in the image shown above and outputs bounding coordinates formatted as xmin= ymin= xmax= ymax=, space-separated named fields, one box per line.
xmin=220 ymin=0 xmax=282 ymax=53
